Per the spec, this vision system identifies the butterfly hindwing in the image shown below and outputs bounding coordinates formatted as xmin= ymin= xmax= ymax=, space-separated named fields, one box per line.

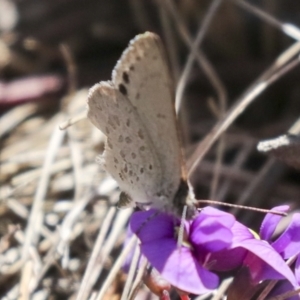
xmin=112 ymin=32 xmax=184 ymax=201
xmin=87 ymin=82 xmax=162 ymax=204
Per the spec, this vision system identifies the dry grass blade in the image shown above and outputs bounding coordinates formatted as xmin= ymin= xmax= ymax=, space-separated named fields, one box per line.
xmin=21 ymin=126 xmax=65 ymax=258
xmin=210 ymin=278 xmax=233 ymax=300
xmin=75 ymin=207 xmax=116 ymax=300
xmin=233 ymin=0 xmax=300 ymax=41
xmin=120 ymin=239 xmax=140 ymax=300
xmin=159 ymin=0 xmax=227 ymax=115
xmin=0 ymin=103 xmax=37 ymax=137
xmin=57 ymin=194 xmax=92 ymax=268
xmin=187 ymin=47 xmax=300 ymax=175
xmin=95 ymin=234 xmax=137 ymax=300
xmin=174 ymin=0 xmax=225 ymax=112
xmin=128 ymin=257 xmax=148 ymax=300
xmin=20 ymin=125 xmax=65 ymax=297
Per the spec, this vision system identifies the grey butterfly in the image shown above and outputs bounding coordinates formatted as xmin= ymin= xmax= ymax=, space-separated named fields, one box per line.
xmin=87 ymin=32 xmax=195 ymax=218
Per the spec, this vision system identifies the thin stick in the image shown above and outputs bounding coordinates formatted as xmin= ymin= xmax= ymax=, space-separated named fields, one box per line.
xmin=67 ymin=132 xmax=84 ymax=202
xmin=95 ymin=235 xmax=138 ymax=300
xmin=20 ymin=124 xmax=65 ymax=297
xmin=210 ymin=136 xmax=226 ymax=199
xmin=57 ymin=196 xmax=91 ymax=270
xmin=128 ymin=257 xmax=148 ymax=300
xmin=0 ymin=103 xmax=37 ymax=137
xmin=75 ymin=207 xmax=116 ymax=300
xmin=268 ymin=288 xmax=300 ymax=300
xmin=187 ymin=47 xmax=300 ymax=176
xmin=211 ymin=277 xmax=233 ymax=300
xmin=230 ymin=158 xmax=279 ymax=217
xmin=60 ymin=43 xmax=77 ymax=96
xmin=256 ymin=280 xmax=277 ymax=300
xmin=258 ymin=255 xmax=298 ymax=300
xmin=196 ymin=199 xmax=287 ymax=216
xmin=233 ymin=0 xmax=300 ymax=41
xmin=215 ymin=140 xmax=253 ymax=201
xmin=161 ymin=0 xmax=227 ymax=115
xmin=21 ymin=126 xmax=65 ymax=260
xmin=288 ymin=117 xmax=300 ymax=135
xmin=174 ymin=0 xmax=225 ymax=112
xmin=120 ymin=241 xmax=140 ymax=300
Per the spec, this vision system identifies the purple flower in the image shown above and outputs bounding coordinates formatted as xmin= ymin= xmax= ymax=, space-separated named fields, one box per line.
xmin=130 ymin=207 xmax=237 ymax=294
xmin=130 ymin=206 xmax=299 ymax=295
xmin=209 ymin=207 xmax=298 ymax=289
xmin=260 ymin=205 xmax=300 ymax=285
xmin=229 ymin=222 xmax=297 ymax=286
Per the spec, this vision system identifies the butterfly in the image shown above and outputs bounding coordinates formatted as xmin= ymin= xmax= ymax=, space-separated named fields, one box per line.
xmin=87 ymin=32 xmax=195 ymax=218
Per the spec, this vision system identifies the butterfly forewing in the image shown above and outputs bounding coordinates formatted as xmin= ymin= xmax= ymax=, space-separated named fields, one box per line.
xmin=87 ymin=82 xmax=162 ymax=204
xmin=112 ymin=32 xmax=184 ymax=201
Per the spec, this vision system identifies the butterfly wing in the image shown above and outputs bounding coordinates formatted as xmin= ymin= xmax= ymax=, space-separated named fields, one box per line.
xmin=112 ymin=32 xmax=184 ymax=201
xmin=87 ymin=82 xmax=162 ymax=204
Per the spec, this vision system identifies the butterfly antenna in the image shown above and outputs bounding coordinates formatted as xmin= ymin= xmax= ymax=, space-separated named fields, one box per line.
xmin=177 ymin=205 xmax=187 ymax=248
xmin=59 ymin=111 xmax=86 ymax=130
xmin=196 ymin=199 xmax=287 ymax=216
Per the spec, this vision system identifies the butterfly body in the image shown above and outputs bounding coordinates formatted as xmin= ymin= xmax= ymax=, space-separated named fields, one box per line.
xmin=87 ymin=32 xmax=195 ymax=218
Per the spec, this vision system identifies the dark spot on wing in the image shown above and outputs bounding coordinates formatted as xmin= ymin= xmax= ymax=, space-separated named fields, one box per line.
xmin=138 ymin=130 xmax=144 ymax=139
xmin=125 ymin=137 xmax=132 ymax=144
xmin=157 ymin=113 xmax=166 ymax=119
xmin=120 ymin=150 xmax=126 ymax=159
xmin=123 ymin=72 xmax=129 ymax=84
xmin=119 ymin=84 xmax=127 ymax=96
xmin=108 ymin=117 xmax=116 ymax=129
xmin=96 ymin=103 xmax=102 ymax=111
xmin=113 ymin=115 xmax=120 ymax=126
xmin=107 ymin=140 xmax=113 ymax=149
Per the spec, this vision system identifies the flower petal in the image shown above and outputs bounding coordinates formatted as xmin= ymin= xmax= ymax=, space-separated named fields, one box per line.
xmin=208 ymin=247 xmax=247 ymax=271
xmin=190 ymin=207 xmax=235 ymax=253
xmin=141 ymin=238 xmax=219 ymax=294
xmin=260 ymin=205 xmax=290 ymax=241
xmin=295 ymin=255 xmax=300 ymax=285
xmin=130 ymin=210 xmax=179 ymax=243
xmin=272 ymin=213 xmax=300 ymax=259
xmin=268 ymin=281 xmax=300 ymax=300
xmin=235 ymin=239 xmax=298 ymax=287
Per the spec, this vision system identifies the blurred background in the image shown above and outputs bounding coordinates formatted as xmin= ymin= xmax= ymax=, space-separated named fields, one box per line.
xmin=1 ymin=0 xmax=300 ymax=299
